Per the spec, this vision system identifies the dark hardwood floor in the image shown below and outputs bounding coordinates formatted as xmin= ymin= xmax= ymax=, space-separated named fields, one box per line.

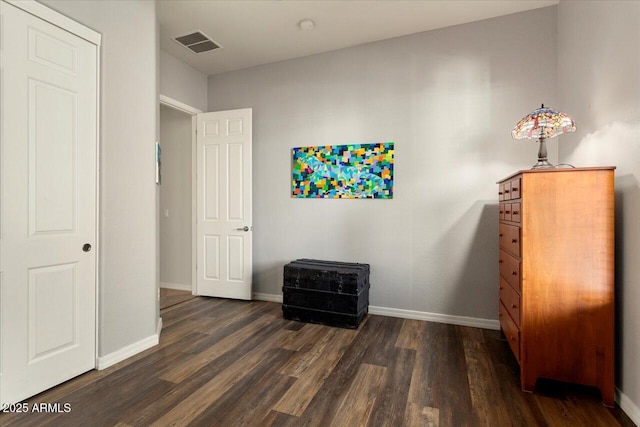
xmin=0 ymin=297 xmax=635 ymax=426
xmin=160 ymin=287 xmax=196 ymax=310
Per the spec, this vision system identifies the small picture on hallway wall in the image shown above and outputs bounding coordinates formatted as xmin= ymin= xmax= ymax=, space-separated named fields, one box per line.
xmin=156 ymin=141 xmax=162 ymax=185
xmin=292 ymin=142 xmax=394 ymax=199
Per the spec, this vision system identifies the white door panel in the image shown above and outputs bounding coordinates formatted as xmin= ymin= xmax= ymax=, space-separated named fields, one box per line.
xmin=0 ymin=1 xmax=98 ymax=404
xmin=29 ymin=79 xmax=78 ymax=235
xmin=196 ymin=109 xmax=252 ymax=300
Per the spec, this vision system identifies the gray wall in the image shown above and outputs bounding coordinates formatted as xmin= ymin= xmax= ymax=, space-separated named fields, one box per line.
xmin=41 ymin=0 xmax=159 ymax=357
xmin=160 ymin=50 xmax=207 ymax=112
xmin=159 ymin=105 xmax=193 ymax=289
xmin=558 ymin=0 xmax=640 ymax=416
xmin=208 ymin=7 xmax=558 ymax=321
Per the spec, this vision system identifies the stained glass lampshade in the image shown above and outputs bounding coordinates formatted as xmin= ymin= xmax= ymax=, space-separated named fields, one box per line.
xmin=512 ymin=104 xmax=576 ymax=169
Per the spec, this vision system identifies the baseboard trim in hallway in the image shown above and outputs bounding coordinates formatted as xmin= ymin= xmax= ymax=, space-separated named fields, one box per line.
xmin=96 ymin=329 xmax=160 ymax=370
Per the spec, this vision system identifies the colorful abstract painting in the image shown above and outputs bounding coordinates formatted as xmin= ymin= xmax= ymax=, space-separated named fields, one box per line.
xmin=292 ymin=142 xmax=394 ymax=199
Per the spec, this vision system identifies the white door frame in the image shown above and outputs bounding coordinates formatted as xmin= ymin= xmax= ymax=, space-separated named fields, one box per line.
xmin=6 ymin=0 xmax=101 ymax=45
xmin=1 ymin=0 xmax=101 ymax=397
xmin=159 ymin=94 xmax=202 ymax=295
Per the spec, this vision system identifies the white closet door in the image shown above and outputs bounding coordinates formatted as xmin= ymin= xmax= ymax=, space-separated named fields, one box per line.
xmin=0 ymin=1 xmax=98 ymax=404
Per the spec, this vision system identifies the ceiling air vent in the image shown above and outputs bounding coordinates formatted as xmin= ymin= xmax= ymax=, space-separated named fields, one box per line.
xmin=174 ymin=31 xmax=221 ymax=54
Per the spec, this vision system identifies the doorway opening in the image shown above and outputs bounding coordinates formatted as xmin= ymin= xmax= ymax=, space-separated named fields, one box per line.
xmin=159 ymin=95 xmax=200 ymax=309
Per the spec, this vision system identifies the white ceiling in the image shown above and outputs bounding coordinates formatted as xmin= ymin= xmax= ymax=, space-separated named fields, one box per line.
xmin=158 ymin=0 xmax=558 ymax=76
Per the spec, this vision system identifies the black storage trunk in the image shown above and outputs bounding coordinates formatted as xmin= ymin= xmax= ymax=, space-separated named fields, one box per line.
xmin=282 ymin=259 xmax=370 ymax=329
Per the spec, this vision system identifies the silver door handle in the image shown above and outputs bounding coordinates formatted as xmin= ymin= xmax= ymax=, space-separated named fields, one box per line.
xmin=236 ymin=226 xmax=250 ymax=232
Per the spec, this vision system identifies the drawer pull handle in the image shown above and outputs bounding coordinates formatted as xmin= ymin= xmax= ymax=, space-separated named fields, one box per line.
xmin=510 ymin=336 xmax=516 ymax=341
xmin=512 ymin=271 xmax=517 ymax=276
xmin=512 ymin=187 xmax=518 ymax=191
xmin=499 ymin=233 xmax=503 ymax=237
xmin=512 ymin=239 xmax=518 ymax=243
xmin=505 ymin=210 xmax=510 ymax=214
xmin=499 ymin=286 xmax=504 ymax=290
xmin=499 ymin=260 xmax=503 ymax=263
xmin=511 ymin=304 xmax=517 ymax=309
xmin=512 ymin=211 xmax=519 ymax=215
xmin=505 ymin=190 xmax=510 ymax=193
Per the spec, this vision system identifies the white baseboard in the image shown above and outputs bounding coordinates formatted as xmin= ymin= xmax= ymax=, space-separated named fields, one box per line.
xmin=251 ymin=293 xmax=500 ymax=330
xmin=157 ymin=317 xmax=163 ymax=336
xmin=253 ymin=292 xmax=283 ymax=303
xmin=617 ymin=388 xmax=640 ymax=426
xmin=96 ymin=320 xmax=161 ymax=370
xmin=368 ymin=305 xmax=500 ymax=330
xmin=160 ymin=282 xmax=192 ymax=292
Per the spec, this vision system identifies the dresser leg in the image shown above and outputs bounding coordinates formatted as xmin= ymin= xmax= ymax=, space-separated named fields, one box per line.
xmin=521 ymin=374 xmax=536 ymax=393
xmin=601 ymin=387 xmax=615 ymax=408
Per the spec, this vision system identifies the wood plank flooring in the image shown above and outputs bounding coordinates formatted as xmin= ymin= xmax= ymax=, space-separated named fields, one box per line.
xmin=160 ymin=288 xmax=196 ymax=310
xmin=0 ymin=297 xmax=635 ymax=427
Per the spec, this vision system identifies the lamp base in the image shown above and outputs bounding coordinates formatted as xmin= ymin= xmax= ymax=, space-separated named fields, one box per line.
xmin=531 ymin=137 xmax=554 ymax=169
xmin=531 ymin=160 xmax=554 ymax=169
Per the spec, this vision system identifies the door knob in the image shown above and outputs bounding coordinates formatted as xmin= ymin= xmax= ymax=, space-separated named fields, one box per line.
xmin=236 ymin=226 xmax=250 ymax=232
xmin=83 ymin=243 xmax=92 ymax=252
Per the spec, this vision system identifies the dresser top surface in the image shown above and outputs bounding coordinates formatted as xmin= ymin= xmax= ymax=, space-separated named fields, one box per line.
xmin=497 ymin=166 xmax=616 ymax=184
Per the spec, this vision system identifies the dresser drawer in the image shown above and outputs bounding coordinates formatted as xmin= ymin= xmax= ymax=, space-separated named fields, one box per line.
xmin=510 ymin=177 xmax=521 ymax=199
xmin=498 ymin=183 xmax=505 ymax=202
xmin=510 ymin=202 xmax=521 ymax=223
xmin=503 ymin=181 xmax=512 ymax=200
xmin=499 ymin=302 xmax=520 ymax=363
xmin=503 ymin=203 xmax=512 ymax=221
xmin=499 ymin=223 xmax=521 ymax=257
xmin=500 ymin=277 xmax=520 ymax=326
xmin=499 ymin=249 xmax=521 ymax=292
xmin=499 ymin=204 xmax=505 ymax=220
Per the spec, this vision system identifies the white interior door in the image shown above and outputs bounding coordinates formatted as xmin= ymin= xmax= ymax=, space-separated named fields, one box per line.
xmin=196 ymin=109 xmax=252 ymax=300
xmin=0 ymin=1 xmax=98 ymax=404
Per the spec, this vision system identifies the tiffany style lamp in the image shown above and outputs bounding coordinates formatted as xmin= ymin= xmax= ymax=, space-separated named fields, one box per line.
xmin=512 ymin=104 xmax=576 ymax=169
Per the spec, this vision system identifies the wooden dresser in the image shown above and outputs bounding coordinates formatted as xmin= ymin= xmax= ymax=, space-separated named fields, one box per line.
xmin=497 ymin=167 xmax=615 ymax=406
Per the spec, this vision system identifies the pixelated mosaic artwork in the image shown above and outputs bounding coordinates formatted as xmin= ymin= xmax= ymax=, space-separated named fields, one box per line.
xmin=292 ymin=142 xmax=394 ymax=199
